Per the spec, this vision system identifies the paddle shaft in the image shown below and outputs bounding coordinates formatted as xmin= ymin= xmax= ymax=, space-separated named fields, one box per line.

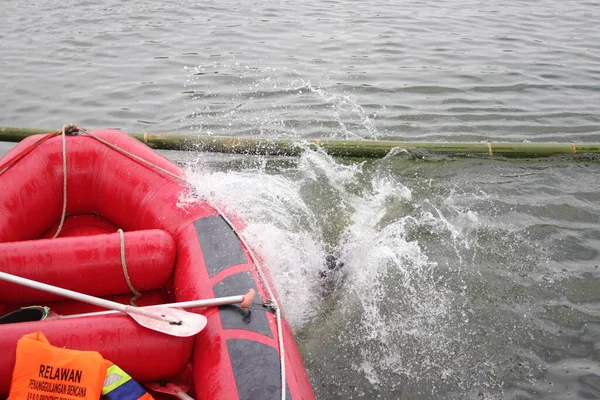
xmin=0 ymin=271 xmax=177 ymax=323
xmin=61 ymin=294 xmax=250 ymax=319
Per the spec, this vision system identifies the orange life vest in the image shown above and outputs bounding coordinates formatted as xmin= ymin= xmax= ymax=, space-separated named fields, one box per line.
xmin=8 ymin=331 xmax=108 ymax=400
xmin=8 ymin=331 xmax=154 ymax=400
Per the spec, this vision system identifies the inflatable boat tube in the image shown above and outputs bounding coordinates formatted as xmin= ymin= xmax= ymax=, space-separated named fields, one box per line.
xmin=0 ymin=230 xmax=175 ymax=303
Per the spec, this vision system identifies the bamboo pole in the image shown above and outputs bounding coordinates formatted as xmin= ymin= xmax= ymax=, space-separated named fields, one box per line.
xmin=1 ymin=126 xmax=599 ymax=159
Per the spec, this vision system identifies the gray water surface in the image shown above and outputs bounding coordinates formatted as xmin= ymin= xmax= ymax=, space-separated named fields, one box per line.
xmin=2 ymin=0 xmax=599 ymax=141
xmin=1 ymin=1 xmax=599 ymax=399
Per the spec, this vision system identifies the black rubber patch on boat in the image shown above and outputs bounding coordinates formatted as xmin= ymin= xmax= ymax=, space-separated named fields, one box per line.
xmin=195 ymin=215 xmax=247 ymax=277
xmin=227 ymin=339 xmax=292 ymax=400
xmin=213 ymin=271 xmax=272 ymax=338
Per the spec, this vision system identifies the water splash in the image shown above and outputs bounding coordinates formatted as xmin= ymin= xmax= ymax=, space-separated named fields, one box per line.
xmin=175 ymin=61 xmax=571 ymax=399
xmin=180 ymin=62 xmax=382 ymax=139
xmin=181 ymin=155 xmax=323 ymax=327
xmin=178 ymin=147 xmax=554 ymax=399
xmin=327 ymin=170 xmax=483 ymax=397
xmin=301 ymin=80 xmax=381 ymax=139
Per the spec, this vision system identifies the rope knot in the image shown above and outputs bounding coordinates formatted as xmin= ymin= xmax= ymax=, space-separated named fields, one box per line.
xmin=62 ymin=123 xmax=81 ymax=136
xmin=262 ymin=298 xmax=278 ymax=314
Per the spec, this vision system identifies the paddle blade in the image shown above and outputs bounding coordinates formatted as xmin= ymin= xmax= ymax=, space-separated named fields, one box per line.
xmin=127 ymin=306 xmax=207 ymax=337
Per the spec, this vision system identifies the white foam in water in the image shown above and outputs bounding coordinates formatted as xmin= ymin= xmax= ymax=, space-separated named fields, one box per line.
xmin=337 ymin=173 xmax=462 ymax=385
xmin=297 ymin=146 xmax=364 ymax=191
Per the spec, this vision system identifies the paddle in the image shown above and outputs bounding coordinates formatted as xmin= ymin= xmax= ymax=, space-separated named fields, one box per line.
xmin=60 ymin=289 xmax=257 ymax=319
xmin=0 ymin=271 xmax=207 ymax=337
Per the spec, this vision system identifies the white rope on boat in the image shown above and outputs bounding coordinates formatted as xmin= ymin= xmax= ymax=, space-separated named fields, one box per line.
xmin=118 ymin=228 xmax=142 ymax=306
xmin=82 ymin=129 xmax=187 ymax=184
xmin=53 ymin=124 xmax=70 ymax=238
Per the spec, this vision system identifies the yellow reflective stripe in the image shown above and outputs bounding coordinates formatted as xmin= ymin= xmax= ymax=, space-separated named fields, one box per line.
xmin=102 ymin=364 xmax=132 ymax=395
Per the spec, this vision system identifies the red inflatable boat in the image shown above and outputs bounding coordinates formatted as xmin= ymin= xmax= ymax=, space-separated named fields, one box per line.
xmin=0 ymin=126 xmax=315 ymax=400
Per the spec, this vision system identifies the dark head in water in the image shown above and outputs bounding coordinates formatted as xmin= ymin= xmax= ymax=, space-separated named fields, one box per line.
xmin=319 ymin=254 xmax=346 ymax=294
